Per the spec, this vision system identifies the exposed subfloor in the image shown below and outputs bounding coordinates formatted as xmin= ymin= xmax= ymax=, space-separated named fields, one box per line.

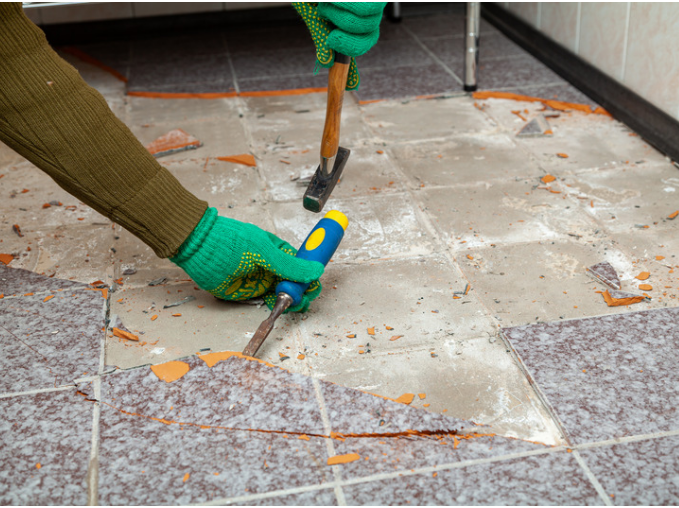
xmin=2 ymin=5 xmax=679 ymax=506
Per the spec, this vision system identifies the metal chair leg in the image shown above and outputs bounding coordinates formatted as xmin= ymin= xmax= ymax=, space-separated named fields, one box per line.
xmin=464 ymin=2 xmax=480 ymax=92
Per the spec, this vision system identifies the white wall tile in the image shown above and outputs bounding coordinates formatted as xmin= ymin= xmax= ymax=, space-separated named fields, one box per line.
xmin=624 ymin=2 xmax=679 ymax=121
xmin=22 ymin=5 xmax=42 ymax=25
xmin=579 ymin=2 xmax=629 ymax=81
xmin=39 ymin=2 xmax=133 ymax=25
xmin=539 ymin=2 xmax=579 ymax=53
xmin=505 ymin=2 xmax=539 ymax=27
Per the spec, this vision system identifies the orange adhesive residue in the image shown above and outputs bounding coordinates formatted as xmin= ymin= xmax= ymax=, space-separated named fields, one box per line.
xmin=667 ymin=210 xmax=679 ymax=220
xmin=656 ymin=256 xmax=665 ymax=261
xmin=85 ymin=287 xmax=108 ymax=299
xmin=556 ymin=153 xmax=569 ymax=159
xmin=112 ymin=327 xmax=139 ymax=342
xmin=602 ymin=290 xmax=644 ymax=307
xmin=541 ymin=174 xmax=556 ymax=184
xmin=298 ymin=434 xmax=310 ymax=441
xmin=297 ymin=354 xmax=305 ymax=360
xmin=639 ymin=284 xmax=653 ymax=291
xmin=635 ymin=271 xmax=650 ymax=280
xmin=198 ymin=350 xmax=275 ymax=369
xmin=367 ymin=327 xmax=375 ymax=335
xmin=418 ymin=393 xmax=426 ymax=400
xmin=145 ymin=129 xmax=202 ymax=156
xmin=150 ymin=361 xmax=190 ymax=383
xmin=395 ymin=393 xmax=415 ymax=405
xmin=182 ymin=473 xmax=190 ymax=483
xmin=0 ymin=253 xmax=14 ymax=265
xmin=151 ymin=315 xmax=158 ymax=321
xmin=327 ymin=453 xmax=360 ymax=466
xmin=43 ymin=295 xmax=54 ymax=303
xmin=36 ymin=463 xmax=41 ymax=469
xmin=472 ymin=90 xmax=611 ymax=116
xmin=216 ymin=154 xmax=257 ymax=167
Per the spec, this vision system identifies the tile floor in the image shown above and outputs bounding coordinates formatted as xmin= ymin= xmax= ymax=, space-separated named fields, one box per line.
xmin=2 ymin=3 xmax=679 ymax=505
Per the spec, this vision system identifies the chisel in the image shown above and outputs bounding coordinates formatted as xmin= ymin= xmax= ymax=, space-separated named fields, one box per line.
xmin=243 ymin=210 xmax=349 ymax=358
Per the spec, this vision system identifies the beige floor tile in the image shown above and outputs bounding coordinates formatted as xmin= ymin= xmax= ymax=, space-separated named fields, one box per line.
xmin=455 ymin=240 xmax=659 ymax=327
xmin=360 ymin=96 xmax=496 ymax=143
xmin=258 ymin=140 xmax=406 ymax=202
xmin=390 ymin=133 xmax=544 ymax=189
xmin=130 ymin=117 xmax=251 ymax=164
xmin=163 ymin=157 xmax=266 ymax=208
xmin=419 ymin=177 xmax=603 ymax=249
xmin=296 ymin=256 xmax=497 ymax=351
xmin=563 ymin=163 xmax=679 ymax=233
xmin=269 ymin=192 xmax=436 ymax=263
xmin=1 ymin=224 xmax=115 ymax=284
xmin=126 ymin=96 xmax=240 ymax=126
xmin=106 ymin=282 xmax=298 ymax=369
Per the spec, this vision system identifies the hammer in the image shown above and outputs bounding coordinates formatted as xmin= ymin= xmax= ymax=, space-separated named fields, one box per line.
xmin=303 ymin=52 xmax=352 ymax=213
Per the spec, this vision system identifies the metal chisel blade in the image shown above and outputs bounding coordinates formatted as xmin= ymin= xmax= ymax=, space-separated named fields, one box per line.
xmin=242 ymin=293 xmax=293 ymax=358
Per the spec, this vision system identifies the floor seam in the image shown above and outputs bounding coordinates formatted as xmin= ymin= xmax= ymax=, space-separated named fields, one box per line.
xmin=572 ymin=450 xmax=613 ymax=506
xmin=401 ymin=24 xmax=463 ymax=86
xmin=312 ymin=377 xmax=347 ymax=506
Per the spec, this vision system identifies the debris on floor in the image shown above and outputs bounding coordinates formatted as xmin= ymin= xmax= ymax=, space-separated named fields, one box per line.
xmin=586 ymin=261 xmax=621 ymax=290
xmin=216 ymin=154 xmax=257 ymax=167
xmin=516 ymin=114 xmax=552 ymax=137
xmin=145 ymin=128 xmax=202 ymax=158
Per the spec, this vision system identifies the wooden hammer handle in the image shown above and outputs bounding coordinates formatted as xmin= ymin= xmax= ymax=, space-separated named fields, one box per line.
xmin=320 ymin=53 xmax=351 ymax=159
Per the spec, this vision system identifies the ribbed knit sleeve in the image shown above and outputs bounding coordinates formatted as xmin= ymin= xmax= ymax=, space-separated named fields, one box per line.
xmin=0 ymin=3 xmax=208 ymax=258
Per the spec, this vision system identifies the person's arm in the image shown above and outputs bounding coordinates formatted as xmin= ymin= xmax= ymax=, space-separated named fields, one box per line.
xmin=0 ymin=3 xmax=323 ymax=312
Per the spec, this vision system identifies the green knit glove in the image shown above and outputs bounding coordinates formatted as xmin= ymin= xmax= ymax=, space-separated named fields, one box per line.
xmin=171 ymin=208 xmax=324 ymax=313
xmin=293 ymin=2 xmax=386 ymax=90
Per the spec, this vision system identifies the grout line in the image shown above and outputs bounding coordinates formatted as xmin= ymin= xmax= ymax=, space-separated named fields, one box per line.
xmin=86 ymin=377 xmax=102 ymax=506
xmin=400 ymin=24 xmax=463 ymax=86
xmin=197 ymin=481 xmax=342 ymax=506
xmin=572 ymin=450 xmax=613 ymax=506
xmin=0 ymin=385 xmax=74 ymax=400
xmin=312 ymin=377 xmax=347 ymax=506
xmin=620 ymin=2 xmax=631 ymax=82
xmin=223 ymin=34 xmax=241 ymax=94
xmin=572 ymin=428 xmax=679 ymax=449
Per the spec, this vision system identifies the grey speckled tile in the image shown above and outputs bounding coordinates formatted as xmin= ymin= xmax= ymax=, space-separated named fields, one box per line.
xmin=93 ymin=355 xmax=332 ymax=504
xmin=0 ymin=290 xmax=106 ymax=393
xmin=0 ymin=264 xmax=87 ymax=296
xmin=231 ymin=489 xmax=337 ymax=506
xmin=503 ymin=307 xmax=679 ymax=444
xmin=343 ymin=451 xmax=604 ymax=505
xmin=0 ymin=389 xmax=93 ymax=505
xmin=580 ymin=436 xmax=679 ymax=505
xmin=320 ymin=380 xmax=548 ymax=480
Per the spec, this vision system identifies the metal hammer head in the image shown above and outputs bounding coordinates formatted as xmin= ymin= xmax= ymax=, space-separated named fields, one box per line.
xmin=303 ymin=146 xmax=351 ymax=213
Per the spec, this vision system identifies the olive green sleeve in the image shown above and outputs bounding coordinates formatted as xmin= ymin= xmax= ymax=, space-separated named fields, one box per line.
xmin=0 ymin=3 xmax=208 ymax=258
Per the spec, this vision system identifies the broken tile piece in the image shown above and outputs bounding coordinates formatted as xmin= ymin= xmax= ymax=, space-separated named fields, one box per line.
xmin=586 ymin=261 xmax=621 ymax=290
xmin=602 ymin=289 xmax=646 ymax=307
xmin=150 ymin=360 xmax=190 ymax=383
xmin=0 ymin=253 xmax=13 ymax=266
xmin=112 ymin=327 xmax=139 ymax=342
xmin=145 ymin=129 xmax=202 ymax=158
xmin=516 ymin=114 xmax=551 ymax=137
xmin=395 ymin=393 xmax=415 ymax=405
xmin=216 ymin=154 xmax=257 ymax=167
xmin=635 ymin=271 xmax=650 ymax=280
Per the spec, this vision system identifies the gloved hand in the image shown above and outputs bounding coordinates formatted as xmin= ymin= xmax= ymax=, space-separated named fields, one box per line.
xmin=171 ymin=208 xmax=324 ymax=313
xmin=293 ymin=2 xmax=387 ymax=91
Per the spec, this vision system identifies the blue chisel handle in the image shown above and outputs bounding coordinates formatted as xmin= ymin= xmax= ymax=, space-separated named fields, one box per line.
xmin=276 ymin=210 xmax=348 ymax=307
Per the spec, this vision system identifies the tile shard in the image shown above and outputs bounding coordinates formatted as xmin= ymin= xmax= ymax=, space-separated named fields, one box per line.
xmin=145 ymin=128 xmax=202 ymax=158
xmin=602 ymin=289 xmax=647 ymax=307
xmin=516 ymin=114 xmax=551 ymax=137
xmin=150 ymin=360 xmax=190 ymax=383
xmin=586 ymin=261 xmax=621 ymax=290
xmin=327 ymin=453 xmax=360 ymax=465
xmin=216 ymin=154 xmax=257 ymax=167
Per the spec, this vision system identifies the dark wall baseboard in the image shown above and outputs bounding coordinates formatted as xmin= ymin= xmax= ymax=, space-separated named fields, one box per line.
xmin=482 ymin=3 xmax=679 ymax=165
